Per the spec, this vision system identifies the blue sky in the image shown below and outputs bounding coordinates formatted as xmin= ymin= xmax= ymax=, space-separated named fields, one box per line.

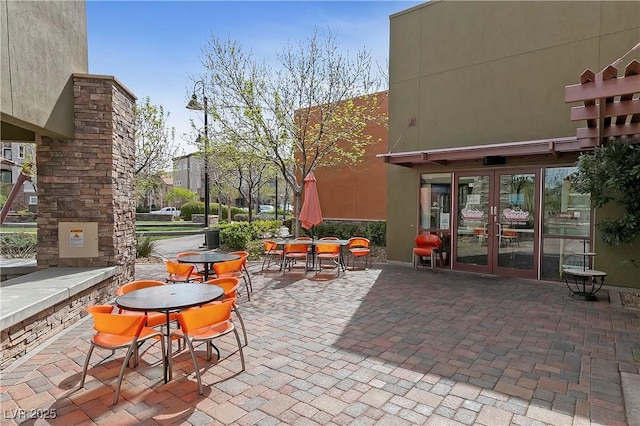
xmin=86 ymin=0 xmax=422 ymax=154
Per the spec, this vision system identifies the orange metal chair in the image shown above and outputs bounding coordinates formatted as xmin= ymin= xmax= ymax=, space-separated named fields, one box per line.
xmin=347 ymin=237 xmax=371 ymax=269
xmin=229 ymin=251 xmax=253 ymax=294
xmin=204 ymin=277 xmax=248 ymax=346
xmin=176 ymin=251 xmax=207 ymax=281
xmin=165 ymin=260 xmax=199 ymax=283
xmin=315 ymin=243 xmax=342 ymax=276
xmin=171 ymin=302 xmax=245 ymax=395
xmin=261 ymin=240 xmax=284 ymax=271
xmin=473 ymin=228 xmax=487 ymax=245
xmin=413 ymin=234 xmax=443 ymax=271
xmin=115 ymin=280 xmax=174 ymax=328
xmin=500 ymin=229 xmax=519 ymax=247
xmin=213 ymin=258 xmax=251 ymax=301
xmin=80 ymin=306 xmax=166 ymax=405
xmin=283 ymin=243 xmax=310 ymax=274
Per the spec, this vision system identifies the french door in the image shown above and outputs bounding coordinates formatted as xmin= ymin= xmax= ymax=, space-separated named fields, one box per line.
xmin=453 ymin=169 xmax=540 ymax=278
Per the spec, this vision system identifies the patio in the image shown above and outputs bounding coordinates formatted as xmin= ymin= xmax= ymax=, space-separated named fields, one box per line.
xmin=2 ymin=241 xmax=639 ymax=425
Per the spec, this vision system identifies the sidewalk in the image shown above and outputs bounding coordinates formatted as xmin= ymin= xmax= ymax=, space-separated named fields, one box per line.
xmin=2 ymin=235 xmax=639 ymax=425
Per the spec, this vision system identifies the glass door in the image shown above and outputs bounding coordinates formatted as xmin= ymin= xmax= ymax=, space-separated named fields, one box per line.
xmin=493 ymin=170 xmax=539 ymax=278
xmin=453 ymin=169 xmax=539 ymax=278
xmin=454 ymin=173 xmax=492 ymax=274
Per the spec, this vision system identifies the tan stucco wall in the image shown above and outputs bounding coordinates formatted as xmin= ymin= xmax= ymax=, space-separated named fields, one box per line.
xmin=389 ymin=1 xmax=639 ymax=152
xmin=1 ymin=0 xmax=88 ymax=139
xmin=387 ymin=1 xmax=640 ymax=286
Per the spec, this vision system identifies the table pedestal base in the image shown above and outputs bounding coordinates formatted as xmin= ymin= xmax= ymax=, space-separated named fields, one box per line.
xmin=563 ymin=268 xmax=606 ymax=302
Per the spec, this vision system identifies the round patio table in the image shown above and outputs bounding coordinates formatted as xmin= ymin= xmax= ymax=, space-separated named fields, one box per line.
xmin=177 ymin=252 xmax=240 ymax=280
xmin=115 ymin=283 xmax=224 ymax=382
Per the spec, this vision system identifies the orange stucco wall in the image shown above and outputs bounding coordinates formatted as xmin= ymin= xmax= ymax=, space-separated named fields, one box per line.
xmin=312 ymin=95 xmax=388 ymax=221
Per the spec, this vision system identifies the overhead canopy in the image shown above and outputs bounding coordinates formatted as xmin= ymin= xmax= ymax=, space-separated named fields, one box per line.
xmin=377 ymin=136 xmax=582 ymax=167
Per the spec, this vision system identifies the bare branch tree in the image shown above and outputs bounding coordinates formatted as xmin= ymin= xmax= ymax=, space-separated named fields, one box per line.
xmin=198 ymin=27 xmax=386 ymax=235
xmin=135 ymin=97 xmax=179 ymax=208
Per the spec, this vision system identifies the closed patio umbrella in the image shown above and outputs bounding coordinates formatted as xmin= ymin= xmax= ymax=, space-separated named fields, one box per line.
xmin=299 ymin=172 xmax=323 ymax=232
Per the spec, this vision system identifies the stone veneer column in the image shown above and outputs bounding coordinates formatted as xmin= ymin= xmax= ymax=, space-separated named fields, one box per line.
xmin=36 ymin=74 xmax=136 ymax=281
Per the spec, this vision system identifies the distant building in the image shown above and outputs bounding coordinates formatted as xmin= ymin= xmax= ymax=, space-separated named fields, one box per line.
xmin=173 ymin=153 xmax=203 ymax=200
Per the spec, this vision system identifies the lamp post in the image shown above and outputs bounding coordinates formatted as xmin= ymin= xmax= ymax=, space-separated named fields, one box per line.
xmin=186 ymin=81 xmax=209 ymax=240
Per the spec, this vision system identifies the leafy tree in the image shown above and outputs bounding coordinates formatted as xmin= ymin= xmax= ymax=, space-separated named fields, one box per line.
xmin=165 ymin=187 xmax=197 ymax=208
xmin=135 ymin=97 xmax=179 ymax=208
xmin=573 ymin=139 xmax=640 ymax=246
xmin=197 ymin=27 xmax=386 ymax=236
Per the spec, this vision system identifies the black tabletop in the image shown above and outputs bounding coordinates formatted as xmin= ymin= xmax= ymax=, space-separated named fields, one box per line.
xmin=115 ymin=283 xmax=224 ymax=312
xmin=178 ymin=252 xmax=240 ymax=264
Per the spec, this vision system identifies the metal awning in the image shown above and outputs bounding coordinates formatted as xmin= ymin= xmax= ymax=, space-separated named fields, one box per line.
xmin=377 ymin=136 xmax=583 ymax=167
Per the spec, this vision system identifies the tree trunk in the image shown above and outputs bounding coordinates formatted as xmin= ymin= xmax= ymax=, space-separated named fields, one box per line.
xmin=293 ymin=189 xmax=303 ymax=237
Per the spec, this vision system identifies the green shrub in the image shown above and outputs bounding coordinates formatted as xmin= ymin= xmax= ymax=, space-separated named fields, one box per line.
xmin=217 ymin=219 xmax=385 ymax=251
xmin=234 ymin=213 xmax=249 ymax=222
xmin=246 ymin=239 xmax=265 ymax=261
xmin=136 ymin=235 xmax=157 ymax=258
xmin=218 ymin=220 xmax=283 ymax=250
xmin=179 ymin=201 xmax=204 ymax=221
xmin=220 ymin=222 xmax=253 ymax=250
xmin=0 ymin=233 xmax=37 ymax=258
xmin=181 ymin=202 xmax=236 ymax=221
xmin=300 ymin=221 xmax=386 ymax=245
xmin=252 ymin=220 xmax=283 ymax=238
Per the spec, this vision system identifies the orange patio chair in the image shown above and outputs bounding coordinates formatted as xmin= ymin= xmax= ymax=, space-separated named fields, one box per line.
xmin=347 ymin=237 xmax=371 ymax=269
xmin=176 ymin=251 xmax=207 ymax=281
xmin=204 ymin=277 xmax=248 ymax=346
xmin=229 ymin=250 xmax=253 ymax=294
xmin=500 ymin=229 xmax=519 ymax=247
xmin=213 ymin=258 xmax=251 ymax=301
xmin=115 ymin=280 xmax=174 ymax=328
xmin=413 ymin=234 xmax=443 ymax=271
xmin=171 ymin=302 xmax=245 ymax=395
xmin=165 ymin=260 xmax=199 ymax=283
xmin=473 ymin=227 xmax=487 ymax=246
xmin=283 ymin=243 xmax=311 ymax=274
xmin=80 ymin=306 xmax=166 ymax=405
xmin=261 ymin=240 xmax=284 ymax=271
xmin=315 ymin=243 xmax=342 ymax=276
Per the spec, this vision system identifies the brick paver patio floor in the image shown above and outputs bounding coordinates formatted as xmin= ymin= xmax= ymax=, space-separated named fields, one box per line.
xmin=2 ymin=261 xmax=639 ymax=425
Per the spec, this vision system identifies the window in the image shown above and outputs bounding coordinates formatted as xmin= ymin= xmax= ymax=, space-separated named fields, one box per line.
xmin=1 ymin=169 xmax=12 ymax=183
xmin=18 ymin=145 xmax=25 ymax=159
xmin=419 ymin=173 xmax=452 ymax=231
xmin=542 ymin=167 xmax=592 ymax=280
xmin=3 ymin=148 xmax=11 ymax=160
xmin=28 ymin=196 xmax=38 ymax=205
xmin=543 ymin=167 xmax=590 ymax=238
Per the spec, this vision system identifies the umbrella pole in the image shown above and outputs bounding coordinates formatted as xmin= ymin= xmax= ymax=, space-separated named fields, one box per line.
xmin=310 ymin=226 xmax=316 ymax=271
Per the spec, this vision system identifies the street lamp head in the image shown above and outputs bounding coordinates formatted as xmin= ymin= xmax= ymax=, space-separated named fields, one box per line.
xmin=186 ymin=93 xmax=203 ymax=111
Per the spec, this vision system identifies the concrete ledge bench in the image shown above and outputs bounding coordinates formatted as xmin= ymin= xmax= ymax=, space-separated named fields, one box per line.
xmin=0 ymin=267 xmax=117 ymax=369
xmin=0 ymin=258 xmax=37 ymax=281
